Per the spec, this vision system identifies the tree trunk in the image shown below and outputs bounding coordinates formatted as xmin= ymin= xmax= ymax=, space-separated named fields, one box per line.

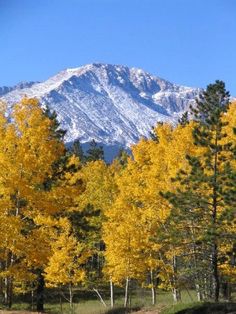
xmin=4 ymin=276 xmax=13 ymax=308
xmin=150 ymin=270 xmax=156 ymax=305
xmin=195 ymin=283 xmax=203 ymax=302
xmin=93 ymin=288 xmax=107 ymax=307
xmin=222 ymin=282 xmax=231 ymax=302
xmin=211 ymin=133 xmax=220 ymax=302
xmin=172 ymin=255 xmax=181 ymax=302
xmin=4 ymin=277 xmax=8 ymax=305
xmin=124 ymin=277 xmax=129 ymax=308
xmin=0 ymin=278 xmax=3 ymax=302
xmin=31 ymin=289 xmax=34 ymax=310
xmin=8 ymin=278 xmax=13 ymax=309
xmin=0 ymin=262 xmax=3 ymax=298
xmin=172 ymin=287 xmax=181 ymax=303
xmin=211 ymin=245 xmax=219 ymax=302
xmin=151 ymin=286 xmax=156 ymax=306
xmin=69 ymin=284 xmax=73 ymax=314
xmin=211 ymin=190 xmax=219 ymax=303
xmin=36 ymin=272 xmax=45 ymax=312
xmin=110 ymin=278 xmax=114 ymax=308
xmin=203 ymin=272 xmax=210 ymax=300
xmin=3 ymin=252 xmax=12 ymax=308
xmin=191 ymin=230 xmax=204 ymax=302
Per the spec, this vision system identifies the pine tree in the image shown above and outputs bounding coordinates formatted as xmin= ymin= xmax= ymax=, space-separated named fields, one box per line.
xmin=163 ymin=81 xmax=235 ymax=302
xmin=149 ymin=123 xmax=163 ymax=142
xmin=86 ymin=140 xmax=104 ymax=162
xmin=71 ymin=139 xmax=85 ymax=163
xmin=178 ymin=111 xmax=189 ymax=126
xmin=43 ymin=106 xmax=66 ymax=140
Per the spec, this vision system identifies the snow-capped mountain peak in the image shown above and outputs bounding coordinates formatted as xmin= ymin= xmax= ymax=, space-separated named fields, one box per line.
xmin=0 ymin=63 xmax=200 ymax=152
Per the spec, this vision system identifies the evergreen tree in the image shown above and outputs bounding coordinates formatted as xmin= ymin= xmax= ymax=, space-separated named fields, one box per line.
xmin=163 ymin=81 xmax=235 ymax=302
xmin=71 ymin=139 xmax=85 ymax=163
xmin=86 ymin=140 xmax=104 ymax=162
xmin=178 ymin=111 xmax=189 ymax=126
xmin=43 ymin=106 xmax=66 ymax=140
xmin=149 ymin=123 xmax=163 ymax=142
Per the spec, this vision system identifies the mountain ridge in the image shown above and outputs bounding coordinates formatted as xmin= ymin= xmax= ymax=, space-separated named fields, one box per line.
xmin=0 ymin=63 xmax=201 ymax=150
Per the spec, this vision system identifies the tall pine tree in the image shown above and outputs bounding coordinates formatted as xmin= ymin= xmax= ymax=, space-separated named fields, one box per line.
xmin=163 ymin=81 xmax=236 ymax=302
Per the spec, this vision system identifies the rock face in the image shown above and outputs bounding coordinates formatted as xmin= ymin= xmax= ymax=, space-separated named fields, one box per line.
xmin=0 ymin=63 xmax=200 ymax=149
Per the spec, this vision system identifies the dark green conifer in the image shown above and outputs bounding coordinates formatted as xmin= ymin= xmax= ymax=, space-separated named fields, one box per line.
xmin=149 ymin=122 xmax=163 ymax=142
xmin=178 ymin=111 xmax=189 ymax=126
xmin=163 ymin=81 xmax=236 ymax=302
xmin=71 ymin=139 xmax=85 ymax=163
xmin=86 ymin=140 xmax=104 ymax=162
xmin=43 ymin=106 xmax=66 ymax=140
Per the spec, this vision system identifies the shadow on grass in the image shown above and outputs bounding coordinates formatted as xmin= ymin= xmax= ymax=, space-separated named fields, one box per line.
xmin=175 ymin=302 xmax=236 ymax=314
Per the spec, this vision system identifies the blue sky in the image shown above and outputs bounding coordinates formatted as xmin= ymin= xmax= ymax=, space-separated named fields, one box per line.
xmin=0 ymin=0 xmax=236 ymax=94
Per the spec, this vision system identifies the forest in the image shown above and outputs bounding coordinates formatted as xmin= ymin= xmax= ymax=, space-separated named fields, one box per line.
xmin=0 ymin=80 xmax=236 ymax=314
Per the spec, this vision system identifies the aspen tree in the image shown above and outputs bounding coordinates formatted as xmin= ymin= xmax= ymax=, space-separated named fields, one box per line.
xmin=0 ymin=98 xmax=65 ymax=308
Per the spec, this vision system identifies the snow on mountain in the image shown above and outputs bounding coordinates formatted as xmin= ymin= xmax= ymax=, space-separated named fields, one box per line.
xmin=0 ymin=81 xmax=37 ymax=97
xmin=0 ymin=63 xmax=200 ymax=149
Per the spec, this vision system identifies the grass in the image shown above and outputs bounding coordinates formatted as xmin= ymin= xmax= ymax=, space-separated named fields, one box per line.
xmin=1 ymin=288 xmax=236 ymax=314
xmin=160 ymin=302 xmax=201 ymax=314
xmin=42 ymin=288 xmax=197 ymax=313
xmin=46 ymin=300 xmax=107 ymax=314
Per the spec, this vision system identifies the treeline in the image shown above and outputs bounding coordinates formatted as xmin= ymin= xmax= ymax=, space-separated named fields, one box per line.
xmin=0 ymin=81 xmax=235 ymax=311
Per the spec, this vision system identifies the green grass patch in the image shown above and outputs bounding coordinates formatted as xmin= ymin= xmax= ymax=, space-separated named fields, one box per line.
xmin=161 ymin=302 xmax=201 ymax=314
xmin=2 ymin=289 xmax=236 ymax=314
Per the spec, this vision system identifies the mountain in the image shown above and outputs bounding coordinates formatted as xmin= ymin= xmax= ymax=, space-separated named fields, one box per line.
xmin=0 ymin=81 xmax=37 ymax=97
xmin=0 ymin=63 xmax=200 ymax=156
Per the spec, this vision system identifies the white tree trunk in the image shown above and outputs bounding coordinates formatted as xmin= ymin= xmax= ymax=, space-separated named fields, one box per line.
xmin=124 ymin=277 xmax=129 ymax=308
xmin=172 ymin=256 xmax=181 ymax=302
xmin=93 ymin=288 xmax=107 ymax=307
xmin=195 ymin=283 xmax=203 ymax=301
xmin=110 ymin=278 xmax=114 ymax=308
xmin=150 ymin=270 xmax=156 ymax=305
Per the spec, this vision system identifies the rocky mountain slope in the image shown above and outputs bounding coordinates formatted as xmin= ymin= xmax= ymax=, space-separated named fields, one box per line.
xmin=0 ymin=63 xmax=200 ymax=151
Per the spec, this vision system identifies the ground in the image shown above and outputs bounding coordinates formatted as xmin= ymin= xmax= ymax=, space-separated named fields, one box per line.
xmin=0 ymin=312 xmax=160 ymax=314
xmin=134 ymin=311 xmax=159 ymax=314
xmin=0 ymin=312 xmax=50 ymax=314
xmin=0 ymin=309 xmax=162 ymax=314
xmin=0 ymin=312 xmax=40 ymax=314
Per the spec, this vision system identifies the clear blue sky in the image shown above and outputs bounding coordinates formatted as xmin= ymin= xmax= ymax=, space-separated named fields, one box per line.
xmin=1 ymin=0 xmax=236 ymax=94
